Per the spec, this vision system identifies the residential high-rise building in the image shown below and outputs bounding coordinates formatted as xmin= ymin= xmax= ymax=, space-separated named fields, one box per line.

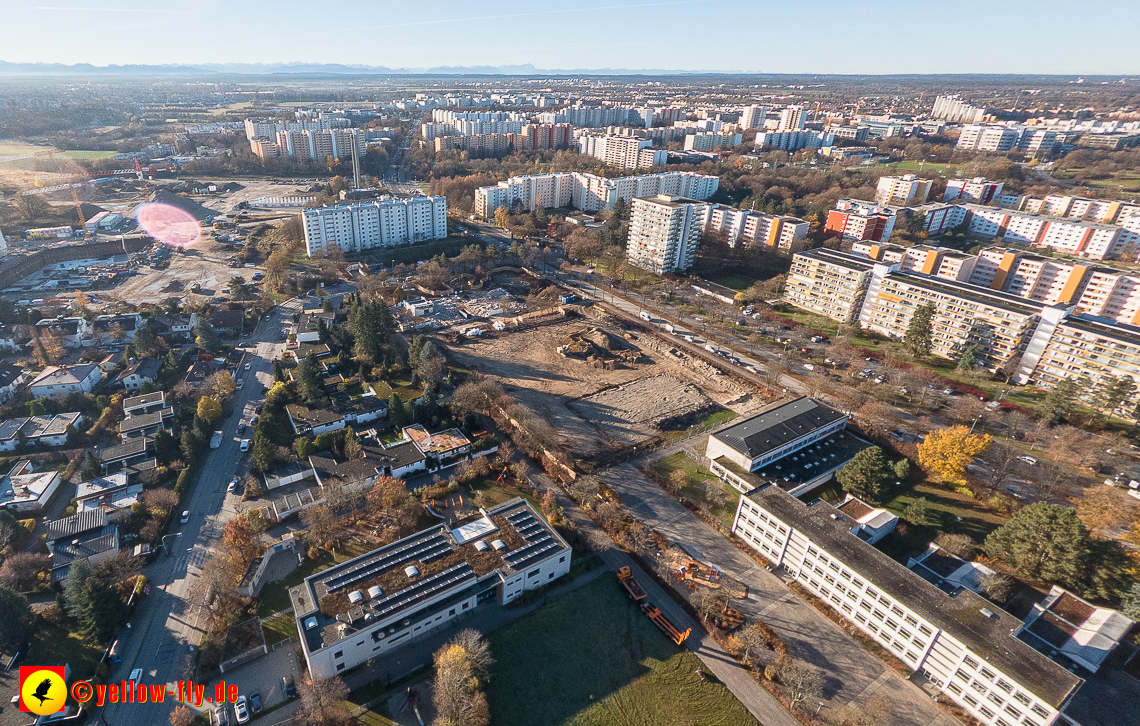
xmin=684 ymin=132 xmax=743 ymax=152
xmin=785 ymin=248 xmax=880 ymax=324
xmin=705 ymin=205 xmax=808 ymax=254
xmin=778 ymin=106 xmax=806 ymax=131
xmin=824 ymin=200 xmax=897 ymax=242
xmin=626 ymin=195 xmax=709 ymax=274
xmin=474 ymin=171 xmax=718 ymax=217
xmin=956 ymin=124 xmax=1021 ymax=153
xmin=930 ymin=94 xmax=986 ymax=123
xmin=943 ymin=177 xmax=1004 ymax=204
xmin=301 ymin=197 xmax=448 ymax=257
xmin=578 ymin=134 xmax=663 ymax=169
xmin=740 ymin=105 xmax=767 ymax=130
xmin=875 ymin=174 xmax=933 ymax=207
xmin=754 ymin=130 xmax=833 ymax=152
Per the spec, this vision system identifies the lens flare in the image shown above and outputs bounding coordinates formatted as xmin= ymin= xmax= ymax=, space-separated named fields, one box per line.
xmin=135 ymin=203 xmax=202 ymax=248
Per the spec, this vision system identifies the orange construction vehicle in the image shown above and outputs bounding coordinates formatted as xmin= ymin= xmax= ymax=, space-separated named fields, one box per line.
xmin=617 ymin=566 xmax=647 ymax=601
xmin=640 ymin=602 xmax=691 ymax=645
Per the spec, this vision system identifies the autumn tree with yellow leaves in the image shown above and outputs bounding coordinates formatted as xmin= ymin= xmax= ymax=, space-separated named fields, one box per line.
xmin=916 ymin=426 xmax=992 ymax=481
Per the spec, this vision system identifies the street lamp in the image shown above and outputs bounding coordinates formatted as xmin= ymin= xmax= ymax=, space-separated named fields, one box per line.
xmin=161 ymin=532 xmax=182 ymax=556
xmin=969 ymin=416 xmax=980 ymax=434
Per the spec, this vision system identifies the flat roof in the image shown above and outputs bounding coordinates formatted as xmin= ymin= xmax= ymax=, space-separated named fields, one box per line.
xmin=884 ymin=271 xmax=1048 ymax=316
xmin=123 ymin=391 xmax=165 ymax=410
xmin=712 ymin=397 xmax=846 ymax=463
xmin=794 ymin=248 xmax=878 ymax=272
xmin=747 ymin=485 xmax=1083 ymax=708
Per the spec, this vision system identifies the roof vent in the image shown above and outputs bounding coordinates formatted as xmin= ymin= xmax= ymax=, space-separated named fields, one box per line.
xmin=405 ymin=565 xmax=420 ymax=578
xmin=348 ymin=590 xmax=364 ymax=604
xmin=304 ymin=617 xmax=318 ymax=631
xmin=475 ymin=540 xmax=489 ymax=552
xmin=491 ymin=539 xmax=506 ymax=551
xmin=980 ymin=608 xmax=996 ymax=618
xmin=367 ymin=585 xmax=382 ymax=600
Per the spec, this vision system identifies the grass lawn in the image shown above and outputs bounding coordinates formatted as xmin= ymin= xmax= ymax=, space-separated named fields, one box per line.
xmin=654 ymin=453 xmax=741 ymax=529
xmin=467 ymin=477 xmax=541 ymax=510
xmin=879 ymin=479 xmax=1009 ymax=562
xmin=58 ymin=150 xmax=118 ymax=160
xmin=31 ymin=620 xmax=106 ymax=688
xmin=257 ymin=549 xmax=356 ymax=616
xmin=370 ymin=379 xmax=424 ymax=403
xmin=707 ymin=273 xmax=755 ymax=291
xmin=888 ymin=161 xmax=961 ymax=177
xmin=262 ymin=613 xmax=299 ymax=647
xmin=802 ymin=476 xmax=844 ymax=504
xmin=486 ymin=576 xmax=757 ymax=726
xmin=702 ymin=409 xmax=738 ymax=429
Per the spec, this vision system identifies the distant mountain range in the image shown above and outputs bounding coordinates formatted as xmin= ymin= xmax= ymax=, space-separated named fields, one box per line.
xmin=0 ymin=61 xmax=735 ymax=76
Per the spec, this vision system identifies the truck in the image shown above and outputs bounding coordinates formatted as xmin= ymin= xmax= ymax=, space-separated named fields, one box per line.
xmin=617 ymin=566 xmax=647 ymax=601
xmin=639 ymin=311 xmax=652 ymax=322
xmin=210 ymin=431 xmax=223 ymax=449
xmin=663 ymin=323 xmax=675 ymax=334
xmin=640 ymin=602 xmax=691 ymax=645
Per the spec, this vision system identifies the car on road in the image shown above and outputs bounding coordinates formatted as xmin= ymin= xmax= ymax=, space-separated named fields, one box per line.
xmin=227 ymin=480 xmax=237 ymax=494
xmin=235 ymin=695 xmax=250 ymax=724
xmin=129 ymin=668 xmax=143 ymax=683
xmin=181 ymin=511 xmax=190 ymax=523
xmin=1018 ymin=456 xmax=1037 ymax=465
xmin=237 ymin=423 xmax=245 ymax=435
xmin=239 ymin=439 xmax=250 ymax=452
xmin=249 ymin=691 xmax=261 ymax=714
xmin=235 ymin=379 xmax=244 ymax=391
xmin=244 ymin=363 xmax=251 ymax=370
xmin=281 ymin=675 xmax=297 ymax=700
xmin=943 ymin=388 xmax=955 ymax=395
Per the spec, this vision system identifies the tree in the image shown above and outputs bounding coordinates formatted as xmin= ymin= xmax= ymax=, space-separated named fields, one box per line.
xmin=776 ymin=658 xmax=823 ymax=712
xmin=0 ymin=509 xmax=18 ymax=553
xmin=893 ymin=458 xmax=910 ymax=481
xmin=168 ymin=705 xmax=195 ymax=726
xmin=63 ymin=557 xmax=95 ymax=617
xmin=297 ymin=354 xmax=325 ymax=407
xmin=196 ymin=396 xmax=222 ymax=424
xmin=979 ymin=572 xmax=1014 ymax=604
xmin=143 ymin=488 xmax=180 ymax=519
xmin=855 ymin=401 xmax=898 ymax=439
xmin=1120 ymin=582 xmax=1140 ymax=620
xmin=0 ymin=586 xmax=31 ymax=651
xmin=983 ymin=503 xmax=1088 ymax=586
xmin=81 ymin=451 xmax=101 ymax=481
xmin=690 ymin=587 xmax=724 ymax=622
xmin=1094 ymin=375 xmax=1137 ymax=419
xmin=957 ymin=343 xmax=980 ymax=370
xmin=228 ymin=276 xmax=248 ymax=300
xmin=433 ymin=629 xmax=493 ymax=726
xmin=133 ymin=323 xmax=159 ymax=357
xmin=0 ymin=553 xmax=47 ymax=592
xmin=905 ymin=497 xmax=929 ymax=525
xmin=222 ymin=516 xmax=260 ymax=563
xmin=301 ymin=504 xmax=337 ymax=549
xmin=204 ymin=372 xmax=236 ymax=401
xmin=1074 ymin=486 xmax=1138 ymax=536
xmin=388 ymin=394 xmax=409 ymax=428
xmin=252 ymin=431 xmax=278 ymax=471
xmin=1041 ymin=378 xmax=1079 ymax=423
xmin=935 ymin=533 xmax=975 ymax=559
xmin=296 ymin=675 xmax=350 ymax=726
xmin=15 ymin=194 xmax=49 ymax=224
xmin=904 ymin=303 xmax=935 ymax=357
xmin=917 ymin=426 xmax=992 ymax=480
xmin=194 ymin=318 xmax=221 ymax=353
xmin=76 ymin=576 xmax=128 ymax=642
xmin=494 ymin=205 xmax=509 ymax=229
xmin=349 ymin=299 xmax=395 ymax=363
xmin=836 ymin=446 xmax=890 ymax=504
xmin=154 ymin=426 xmax=178 ymax=464
xmin=979 ymin=442 xmax=1021 ymax=492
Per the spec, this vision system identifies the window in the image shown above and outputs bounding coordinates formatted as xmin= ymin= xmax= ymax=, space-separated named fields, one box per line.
xmin=334 ymin=650 xmax=343 ymax=659
xmin=462 ymin=603 xmax=469 ymax=610
xmin=449 ymin=609 xmax=456 ymax=617
xmin=971 ymin=681 xmax=986 ymax=694
xmin=1005 ymin=705 xmax=1022 ymax=719
xmin=988 ymin=693 xmax=1003 ymax=706
xmin=980 ymin=668 xmax=996 ymax=681
xmin=528 ymin=569 xmax=539 ymax=579
xmin=1031 ymin=706 xmax=1049 ymax=718
xmin=336 ymin=663 xmax=345 ymax=672
xmin=886 ymin=619 xmax=899 ymax=630
xmin=918 ymin=625 xmax=932 ymax=636
xmin=860 ymin=600 xmax=872 ymax=611
xmin=906 ymin=651 xmax=919 ymax=662
xmin=873 ymin=610 xmax=885 ymax=621
xmin=948 ymin=683 xmax=962 ymax=695
xmin=964 ymin=656 xmax=980 ymax=669
xmin=841 ymin=569 xmax=851 ymax=580
xmin=866 ymin=588 xmax=878 ymax=598
xmin=996 ymin=680 xmax=1012 ymax=693
xmin=855 ymin=613 xmax=867 ymax=623
xmin=891 ymin=605 xmax=904 ymax=617
xmin=980 ymin=707 xmax=995 ymax=719
xmin=955 ymin=670 xmax=969 ymax=682
xmin=559 ymin=555 xmax=566 ymax=563
xmin=899 ymin=629 xmax=911 ymax=640
xmin=868 ymin=623 xmax=879 ymax=633
xmin=357 ymin=641 xmax=364 ymax=647
xmin=842 ymin=604 xmax=853 ymax=614
xmin=1013 ymin=693 xmax=1030 ymax=706
xmin=964 ymin=695 xmax=978 ymax=707
xmin=549 ymin=572 xmax=555 ymax=579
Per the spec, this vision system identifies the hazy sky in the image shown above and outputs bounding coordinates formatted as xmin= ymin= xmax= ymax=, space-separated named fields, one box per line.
xmin=5 ymin=0 xmax=1139 ymax=74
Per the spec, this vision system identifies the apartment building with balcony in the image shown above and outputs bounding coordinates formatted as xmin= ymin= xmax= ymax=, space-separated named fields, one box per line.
xmin=625 ymin=195 xmax=708 ymax=274
xmin=785 ymin=249 xmax=881 ymax=324
xmin=943 ymin=177 xmax=1004 ymax=205
xmin=875 ymin=174 xmax=933 ymax=207
xmin=825 ymin=200 xmax=897 ymax=242
xmin=302 ymin=197 xmax=448 ymax=257
xmin=474 ymin=171 xmax=718 ymax=217
xmin=704 ymin=205 xmax=808 ymax=254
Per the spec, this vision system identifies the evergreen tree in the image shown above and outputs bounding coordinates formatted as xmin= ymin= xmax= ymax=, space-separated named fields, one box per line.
xmin=133 ymin=322 xmax=159 ymax=357
xmin=194 ymin=318 xmax=221 ymax=353
xmin=957 ymin=343 xmax=979 ymax=371
xmin=905 ymin=497 xmax=929 ymax=525
xmin=1121 ymin=582 xmax=1140 ymax=621
xmin=904 ymin=303 xmax=935 ymax=357
xmin=62 ymin=558 xmax=94 ymax=618
xmin=983 ymin=503 xmax=1088 ymax=586
xmin=81 ymin=451 xmax=100 ymax=481
xmin=76 ymin=578 xmax=127 ymax=643
xmin=153 ymin=427 xmax=178 ymax=464
xmin=0 ymin=585 xmax=31 ymax=651
xmin=836 ymin=446 xmax=890 ymax=505
xmin=893 ymin=458 xmax=910 ymax=481
xmin=297 ymin=354 xmax=325 ymax=407
xmin=388 ymin=394 xmax=408 ymax=428
xmin=350 ymin=300 xmax=395 ymax=363
xmin=1042 ymin=378 xmax=1079 ymax=423
xmin=1094 ymin=375 xmax=1137 ymax=419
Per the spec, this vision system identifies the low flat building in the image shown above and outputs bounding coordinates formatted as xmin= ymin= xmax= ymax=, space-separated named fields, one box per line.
xmin=290 ymin=498 xmax=571 ymax=679
xmin=49 ymin=527 xmax=119 ymax=582
xmin=835 ymin=495 xmax=899 ymax=544
xmin=119 ymin=406 xmax=174 ymax=439
xmin=0 ymin=412 xmax=82 ymax=450
xmin=706 ymin=397 xmax=848 ymax=474
xmin=286 ymin=405 xmax=346 ymax=437
xmin=908 ymin=543 xmax=999 ymax=596
xmin=401 ymin=424 xmax=471 ymax=461
xmin=75 ymin=472 xmax=141 ymax=520
xmin=1016 ymin=586 xmax=1133 ymax=674
xmin=98 ymin=437 xmax=151 ymax=473
xmin=123 ymin=391 xmax=167 ymax=416
xmin=733 ymin=485 xmax=1084 ymax=726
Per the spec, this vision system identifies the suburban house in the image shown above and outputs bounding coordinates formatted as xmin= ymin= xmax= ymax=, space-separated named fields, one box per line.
xmin=835 ymin=494 xmax=899 ymax=544
xmin=401 ymin=424 xmax=472 ymax=461
xmin=210 ymin=309 xmax=244 ymax=336
xmin=119 ymin=405 xmax=174 ymax=439
xmin=30 ymin=364 xmax=104 ymax=398
xmin=34 ymin=316 xmax=90 ymax=347
xmin=116 ymin=357 xmax=162 ymax=390
xmin=0 ymin=324 xmax=20 ymax=352
xmin=402 ymin=297 xmax=434 ymax=317
xmin=286 ymin=405 xmax=345 ymax=437
xmin=183 ymin=358 xmax=219 ymax=389
xmin=91 ymin=313 xmax=142 ymax=343
xmin=292 ymin=311 xmax=335 ymax=344
xmin=0 ymin=460 xmax=62 ymax=511
xmin=908 ymin=543 xmax=999 ymax=596
xmin=0 ymin=365 xmax=25 ymax=403
xmin=1016 ymin=586 xmax=1134 ymax=674
xmin=0 ymin=412 xmax=82 ymax=450
xmin=291 ymin=498 xmax=571 ymax=679
xmin=153 ymin=311 xmax=198 ymax=342
xmin=45 ymin=510 xmax=120 ymax=582
xmin=123 ymin=391 xmax=167 ymax=416
xmin=309 ymin=436 xmax=427 ymax=491
xmin=99 ymin=436 xmax=152 ymax=473
xmin=98 ymin=350 xmax=126 ymax=374
xmin=75 ymin=472 xmax=142 ymax=521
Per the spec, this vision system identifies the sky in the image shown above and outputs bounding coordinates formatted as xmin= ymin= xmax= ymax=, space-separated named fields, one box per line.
xmin=4 ymin=0 xmax=1139 ymax=74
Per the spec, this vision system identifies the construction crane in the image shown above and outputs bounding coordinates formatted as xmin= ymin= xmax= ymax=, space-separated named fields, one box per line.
xmin=70 ymin=188 xmax=86 ymax=230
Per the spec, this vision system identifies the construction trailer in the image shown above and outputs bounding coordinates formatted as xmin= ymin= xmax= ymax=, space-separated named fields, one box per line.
xmin=617 ymin=566 xmax=647 ymax=601
xmin=640 ymin=601 xmax=691 ymax=645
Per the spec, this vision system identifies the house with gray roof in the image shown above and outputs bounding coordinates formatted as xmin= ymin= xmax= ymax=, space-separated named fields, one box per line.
xmin=29 ymin=364 xmax=104 ymax=398
xmin=116 ymin=357 xmax=162 ymax=390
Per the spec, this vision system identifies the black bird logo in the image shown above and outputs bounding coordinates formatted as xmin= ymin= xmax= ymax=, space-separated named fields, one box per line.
xmin=32 ymin=678 xmax=54 ymax=706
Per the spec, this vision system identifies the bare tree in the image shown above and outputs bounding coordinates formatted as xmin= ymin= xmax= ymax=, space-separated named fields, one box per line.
xmin=934 ymin=533 xmax=975 ymax=559
xmin=168 ymin=705 xmax=195 ymax=726
xmin=979 ymin=442 xmax=1022 ymax=492
xmin=296 ymin=675 xmax=350 ymax=726
xmin=979 ymin=572 xmax=1015 ymax=604
xmin=1035 ymin=461 xmax=1072 ymax=503
xmin=777 ymin=658 xmax=824 ymax=711
xmin=764 ymin=359 xmax=787 ymax=389
xmin=855 ymin=401 xmax=898 ymax=439
xmin=1003 ymin=410 xmax=1034 ymax=441
xmin=947 ymin=395 xmax=987 ymax=427
xmin=690 ymin=587 xmax=724 ymax=622
xmin=851 ymin=694 xmax=894 ymax=726
xmin=737 ymin=623 xmax=770 ymax=668
xmin=0 ymin=553 xmax=48 ymax=591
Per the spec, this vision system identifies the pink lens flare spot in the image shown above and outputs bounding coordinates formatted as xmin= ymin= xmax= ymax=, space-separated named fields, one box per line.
xmin=135 ymin=203 xmax=202 ymax=248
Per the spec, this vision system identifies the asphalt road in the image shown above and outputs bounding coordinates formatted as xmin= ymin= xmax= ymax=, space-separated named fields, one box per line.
xmin=100 ymin=295 xmax=307 ymax=726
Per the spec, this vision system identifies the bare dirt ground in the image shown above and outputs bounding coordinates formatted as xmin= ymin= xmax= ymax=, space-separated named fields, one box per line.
xmin=448 ymin=314 xmax=762 ymax=458
xmin=110 ymin=236 xmax=264 ymax=305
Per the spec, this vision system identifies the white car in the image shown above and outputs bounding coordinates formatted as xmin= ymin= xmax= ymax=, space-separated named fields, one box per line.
xmin=181 ymin=511 xmax=190 ymax=523
xmin=129 ymin=668 xmax=143 ymax=683
xmin=239 ymin=439 xmax=251 ymax=452
xmin=244 ymin=363 xmax=251 ymax=370
xmin=235 ymin=695 xmax=250 ymax=724
xmin=1017 ymin=456 xmax=1037 ymax=465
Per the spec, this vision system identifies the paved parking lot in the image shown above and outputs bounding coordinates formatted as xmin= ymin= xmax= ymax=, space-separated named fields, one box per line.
xmin=204 ymin=641 xmax=302 ymax=724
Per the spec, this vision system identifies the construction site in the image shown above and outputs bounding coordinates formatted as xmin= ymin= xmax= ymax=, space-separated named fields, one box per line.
xmin=447 ymin=303 xmax=766 ymax=466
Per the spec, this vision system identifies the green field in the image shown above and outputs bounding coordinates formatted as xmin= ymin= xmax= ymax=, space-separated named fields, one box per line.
xmin=654 ymin=452 xmax=742 ymax=528
xmin=879 ymin=480 xmax=1009 ymax=562
xmin=888 ymin=161 xmax=961 ymax=177
xmin=262 ymin=613 xmax=300 ymax=647
xmin=707 ymin=274 xmax=755 ymax=291
xmin=486 ymin=576 xmax=758 ymax=726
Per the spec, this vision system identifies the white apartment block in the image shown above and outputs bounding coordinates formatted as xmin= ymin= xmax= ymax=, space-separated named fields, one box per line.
xmin=268 ymin=128 xmax=365 ymax=163
xmin=778 ymin=106 xmax=806 ymax=131
xmin=293 ymin=499 xmax=571 ymax=680
xmin=705 ymin=205 xmax=808 ymax=254
xmin=302 ymin=197 xmax=448 ymax=257
xmin=931 ymin=95 xmax=986 ymax=124
xmin=578 ymin=134 xmax=654 ymax=169
xmin=755 ymin=130 xmax=833 ymax=152
xmin=825 ymin=199 xmax=897 ymax=242
xmin=1019 ymin=195 xmax=1140 ymax=224
xmin=1072 ymin=268 xmax=1140 ymax=325
xmin=474 ymin=171 xmax=718 ymax=218
xmin=785 ymin=249 xmax=880 ymax=324
xmin=962 ymin=206 xmax=1127 ymax=260
xmin=732 ymin=487 xmax=1082 ymax=726
xmin=740 ymin=105 xmax=767 ymax=129
xmin=875 ymin=174 xmax=932 ymax=207
xmin=684 ymin=132 xmax=743 ymax=152
xmin=957 ymin=125 xmax=1021 ymax=153
xmin=626 ymin=195 xmax=708 ymax=274
xmin=943 ymin=177 xmax=1004 ymax=205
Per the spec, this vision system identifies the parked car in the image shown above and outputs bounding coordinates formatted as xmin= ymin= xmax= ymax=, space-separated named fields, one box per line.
xmin=235 ymin=695 xmax=250 ymax=724
xmin=237 ymin=423 xmax=246 ymax=435
xmin=239 ymin=439 xmax=250 ymax=452
xmin=227 ymin=480 xmax=236 ymax=494
xmin=1018 ymin=456 xmax=1037 ymax=465
xmin=129 ymin=668 xmax=143 ymax=683
xmin=214 ymin=704 xmax=230 ymax=726
xmin=943 ymin=388 xmax=955 ymax=395
xmin=181 ymin=511 xmax=190 ymax=523
xmin=281 ymin=675 xmax=297 ymax=700
xmin=249 ymin=691 xmax=261 ymax=714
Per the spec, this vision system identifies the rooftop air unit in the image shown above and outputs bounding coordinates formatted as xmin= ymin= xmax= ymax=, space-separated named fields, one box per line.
xmin=367 ymin=585 xmax=382 ymax=600
xmin=304 ymin=617 xmax=318 ymax=631
xmin=475 ymin=541 xmax=489 ymax=552
xmin=348 ymin=590 xmax=364 ymax=604
xmin=405 ymin=565 xmax=420 ymax=578
xmin=491 ymin=540 xmax=506 ymax=551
